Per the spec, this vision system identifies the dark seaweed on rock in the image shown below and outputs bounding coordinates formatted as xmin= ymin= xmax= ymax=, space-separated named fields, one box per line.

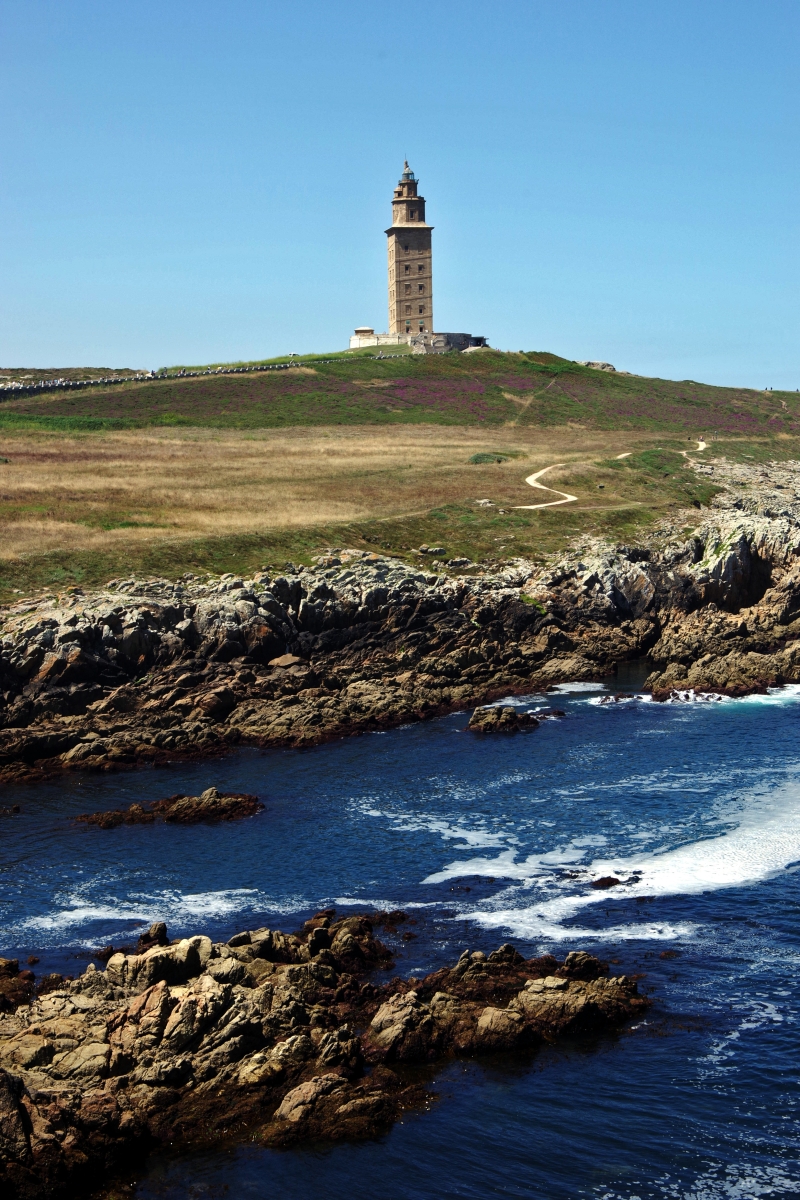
xmin=0 ymin=915 xmax=647 ymax=1199
xmin=0 ymin=961 xmax=36 ymax=1013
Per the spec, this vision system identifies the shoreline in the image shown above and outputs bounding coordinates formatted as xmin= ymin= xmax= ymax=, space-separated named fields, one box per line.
xmin=4 ymin=455 xmax=800 ymax=1193
xmin=0 ymin=914 xmax=646 ymax=1199
xmin=5 ymin=456 xmax=800 ymax=786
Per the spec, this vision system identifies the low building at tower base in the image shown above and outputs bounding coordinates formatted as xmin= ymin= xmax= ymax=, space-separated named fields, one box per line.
xmin=349 ymin=327 xmax=489 ymax=354
xmin=349 ymin=327 xmax=409 ymax=349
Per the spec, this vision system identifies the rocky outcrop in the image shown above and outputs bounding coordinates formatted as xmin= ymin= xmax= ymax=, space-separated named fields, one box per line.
xmin=0 ymin=553 xmax=604 ymax=782
xmin=520 ymin=458 xmax=800 ymax=697
xmin=75 ymin=787 xmax=262 ymax=829
xmin=4 ymin=459 xmax=800 ymax=781
xmin=468 ymin=704 xmax=541 ymax=732
xmin=0 ymin=915 xmax=645 ymax=1198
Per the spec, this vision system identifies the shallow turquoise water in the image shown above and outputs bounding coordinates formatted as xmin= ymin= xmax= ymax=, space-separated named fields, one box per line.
xmin=3 ymin=681 xmax=800 ymax=1197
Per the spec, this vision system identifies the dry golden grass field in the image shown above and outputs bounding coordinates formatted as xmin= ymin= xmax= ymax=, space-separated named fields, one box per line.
xmin=2 ymin=348 xmax=798 ymax=599
xmin=0 ymin=418 xmax=782 ymax=600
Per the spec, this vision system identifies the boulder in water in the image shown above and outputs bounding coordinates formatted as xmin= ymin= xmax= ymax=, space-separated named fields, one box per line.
xmin=468 ymin=705 xmax=539 ymax=732
xmin=75 ymin=787 xmax=263 ymax=828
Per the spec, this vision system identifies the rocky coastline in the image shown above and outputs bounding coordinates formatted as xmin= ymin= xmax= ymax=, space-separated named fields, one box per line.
xmin=0 ymin=913 xmax=647 ymax=1198
xmin=4 ymin=453 xmax=799 ymax=1194
xmin=2 ymin=457 xmax=800 ymax=783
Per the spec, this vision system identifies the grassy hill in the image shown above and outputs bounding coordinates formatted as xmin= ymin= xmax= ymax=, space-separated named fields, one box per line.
xmin=0 ymin=348 xmax=796 ymax=601
xmin=1 ymin=348 xmax=797 ymax=435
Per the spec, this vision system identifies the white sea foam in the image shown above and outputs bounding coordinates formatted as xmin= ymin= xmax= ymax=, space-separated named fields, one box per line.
xmin=664 ymin=683 xmax=800 ymax=707
xmin=353 ymin=801 xmax=515 ymax=849
xmin=587 ymin=682 xmax=800 ymax=709
xmin=423 ymin=834 xmax=607 ymax=885
xmin=392 ymin=817 xmax=512 ymax=848
xmin=477 ymin=693 xmax=549 ymax=708
xmin=333 ymin=897 xmax=439 ymax=910
xmin=602 ymin=1160 xmax=800 ymax=1199
xmin=12 ymin=888 xmax=308 ymax=938
xmin=429 ymin=780 xmax=800 ymax=940
xmin=665 ymin=690 xmax=725 ymax=703
xmin=551 ymin=681 xmax=607 ymax=693
xmin=740 ymin=682 xmax=800 ymax=704
xmin=18 ymin=903 xmax=151 ymax=934
xmin=589 ymin=692 xmax=651 ymax=706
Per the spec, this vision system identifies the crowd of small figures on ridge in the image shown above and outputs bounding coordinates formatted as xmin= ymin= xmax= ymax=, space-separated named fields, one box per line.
xmin=0 ymin=910 xmax=647 ymax=1199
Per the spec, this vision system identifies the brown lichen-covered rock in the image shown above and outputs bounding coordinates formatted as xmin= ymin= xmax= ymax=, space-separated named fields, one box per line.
xmin=76 ymin=787 xmax=262 ymax=829
xmin=261 ymin=1065 xmax=420 ymax=1147
xmin=153 ymin=787 xmax=262 ymax=823
xmin=75 ymin=802 xmax=155 ymax=829
xmin=194 ymin=687 xmax=237 ymax=720
xmin=0 ymin=916 xmax=647 ymax=1199
xmin=468 ymin=705 xmax=540 ymax=733
xmin=361 ymin=944 xmax=635 ymax=1064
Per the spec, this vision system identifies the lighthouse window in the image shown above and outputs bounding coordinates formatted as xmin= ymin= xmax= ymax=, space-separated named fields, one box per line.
xmin=410 ymin=210 xmax=417 ymax=219
xmin=418 ymin=305 xmax=424 ymax=314
xmin=418 ymin=284 xmax=424 ymax=293
xmin=418 ymin=264 xmax=424 ymax=272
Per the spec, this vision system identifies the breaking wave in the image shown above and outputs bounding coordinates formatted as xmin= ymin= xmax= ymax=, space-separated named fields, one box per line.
xmin=427 ymin=780 xmax=800 ymax=940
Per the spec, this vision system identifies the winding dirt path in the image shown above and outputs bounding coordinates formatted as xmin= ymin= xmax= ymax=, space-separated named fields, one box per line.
xmin=513 ymin=464 xmax=579 ymax=511
xmin=512 ymin=437 xmax=708 ymax=513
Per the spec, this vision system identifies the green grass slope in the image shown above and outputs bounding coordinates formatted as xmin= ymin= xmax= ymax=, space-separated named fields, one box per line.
xmin=1 ymin=350 xmax=797 ymax=434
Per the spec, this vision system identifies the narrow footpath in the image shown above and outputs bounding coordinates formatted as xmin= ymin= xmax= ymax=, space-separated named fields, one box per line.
xmin=515 ymin=439 xmax=708 ymax=511
xmin=513 ymin=464 xmax=579 ymax=511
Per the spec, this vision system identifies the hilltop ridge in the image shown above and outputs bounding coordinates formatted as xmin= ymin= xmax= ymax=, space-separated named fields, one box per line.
xmin=0 ymin=349 xmax=796 ymax=434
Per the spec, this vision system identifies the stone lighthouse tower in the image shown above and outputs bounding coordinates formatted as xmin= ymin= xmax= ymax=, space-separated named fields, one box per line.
xmin=386 ymin=162 xmax=433 ymax=336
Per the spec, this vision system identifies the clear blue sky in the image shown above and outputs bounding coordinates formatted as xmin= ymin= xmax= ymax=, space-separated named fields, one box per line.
xmin=1 ymin=0 xmax=797 ymax=387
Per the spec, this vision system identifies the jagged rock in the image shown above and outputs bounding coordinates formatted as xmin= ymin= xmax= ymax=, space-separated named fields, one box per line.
xmin=0 ymin=917 xmax=645 ymax=1198
xmin=155 ymin=787 xmax=262 ymax=823
xmin=4 ymin=459 xmax=800 ymax=783
xmin=105 ymin=935 xmax=212 ymax=993
xmin=76 ymin=788 xmax=262 ymax=829
xmin=137 ymin=922 xmax=168 ymax=953
xmin=273 ymin=1072 xmax=346 ymax=1121
xmin=473 ymin=1005 xmax=529 ymax=1049
xmin=468 ymin=705 xmax=540 ymax=732
xmin=0 ymin=1071 xmax=31 ymax=1165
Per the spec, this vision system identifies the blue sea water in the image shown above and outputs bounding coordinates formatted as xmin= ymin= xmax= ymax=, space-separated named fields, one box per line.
xmin=3 ymin=679 xmax=800 ymax=1198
